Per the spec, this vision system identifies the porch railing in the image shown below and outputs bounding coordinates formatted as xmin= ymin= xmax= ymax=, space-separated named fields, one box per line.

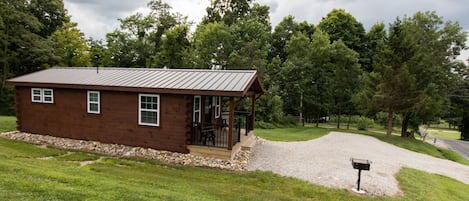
xmin=189 ymin=111 xmax=252 ymax=149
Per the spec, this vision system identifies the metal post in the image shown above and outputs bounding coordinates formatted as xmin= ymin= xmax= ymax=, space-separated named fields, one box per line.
xmin=357 ymin=169 xmax=362 ymax=191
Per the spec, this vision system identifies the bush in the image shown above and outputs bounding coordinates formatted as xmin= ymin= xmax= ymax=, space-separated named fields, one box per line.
xmin=356 ymin=117 xmax=374 ymax=130
xmin=255 ymin=121 xmax=276 ymax=129
xmin=275 ymin=115 xmax=298 ymax=127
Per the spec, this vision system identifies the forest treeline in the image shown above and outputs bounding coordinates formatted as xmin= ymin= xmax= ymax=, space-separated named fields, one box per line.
xmin=1 ymin=0 xmax=468 ymax=138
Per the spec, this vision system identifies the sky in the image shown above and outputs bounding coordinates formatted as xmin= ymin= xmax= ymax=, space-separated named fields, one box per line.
xmin=63 ymin=0 xmax=469 ymax=62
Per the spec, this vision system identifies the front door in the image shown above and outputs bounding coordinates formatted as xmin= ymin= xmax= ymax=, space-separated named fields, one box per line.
xmin=204 ymin=96 xmax=212 ymax=124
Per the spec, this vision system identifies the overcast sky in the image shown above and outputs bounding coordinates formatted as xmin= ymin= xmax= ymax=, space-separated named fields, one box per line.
xmin=63 ymin=0 xmax=469 ymax=62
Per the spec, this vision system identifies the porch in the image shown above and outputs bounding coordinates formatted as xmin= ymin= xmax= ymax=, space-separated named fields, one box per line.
xmin=188 ymin=111 xmax=257 ymax=160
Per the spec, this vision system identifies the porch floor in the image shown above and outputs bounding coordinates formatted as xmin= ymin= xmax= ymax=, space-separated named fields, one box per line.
xmin=188 ymin=130 xmax=256 ymax=160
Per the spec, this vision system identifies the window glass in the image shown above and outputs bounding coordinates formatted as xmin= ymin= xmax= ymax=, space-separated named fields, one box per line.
xmin=87 ymin=91 xmax=100 ymax=114
xmin=139 ymin=94 xmax=159 ymax=126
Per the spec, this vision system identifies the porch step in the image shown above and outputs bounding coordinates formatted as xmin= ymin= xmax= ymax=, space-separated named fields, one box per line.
xmin=187 ymin=145 xmax=232 ymax=160
xmin=241 ymin=134 xmax=256 ymax=151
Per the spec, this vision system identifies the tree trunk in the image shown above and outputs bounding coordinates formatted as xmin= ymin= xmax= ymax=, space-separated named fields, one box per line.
xmin=346 ymin=114 xmax=351 ymax=129
xmin=336 ymin=107 xmax=341 ymax=129
xmin=386 ymin=109 xmax=393 ymax=138
xmin=462 ymin=111 xmax=469 ymax=140
xmin=316 ymin=112 xmax=319 ymax=127
xmin=401 ymin=113 xmax=410 ymax=137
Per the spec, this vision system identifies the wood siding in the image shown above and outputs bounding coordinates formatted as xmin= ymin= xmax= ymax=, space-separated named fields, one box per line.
xmin=15 ymin=86 xmax=192 ymax=153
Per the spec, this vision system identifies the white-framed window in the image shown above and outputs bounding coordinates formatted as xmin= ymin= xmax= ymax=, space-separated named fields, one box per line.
xmin=214 ymin=96 xmax=221 ymax=118
xmin=31 ymin=88 xmax=42 ymax=103
xmin=87 ymin=91 xmax=100 ymax=114
xmin=43 ymin=89 xmax=54 ymax=103
xmin=31 ymin=88 xmax=53 ymax=104
xmin=139 ymin=94 xmax=160 ymax=126
xmin=193 ymin=96 xmax=201 ymax=124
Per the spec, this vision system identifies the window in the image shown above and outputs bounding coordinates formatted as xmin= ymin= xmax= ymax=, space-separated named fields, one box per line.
xmin=139 ymin=94 xmax=160 ymax=126
xmin=87 ymin=91 xmax=100 ymax=114
xmin=214 ymin=96 xmax=221 ymax=118
xmin=43 ymin=89 xmax=54 ymax=103
xmin=31 ymin=88 xmax=53 ymax=104
xmin=31 ymin=88 xmax=42 ymax=102
xmin=193 ymin=96 xmax=201 ymax=124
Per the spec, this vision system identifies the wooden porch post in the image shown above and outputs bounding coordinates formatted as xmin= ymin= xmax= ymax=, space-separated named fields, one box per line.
xmin=250 ymin=94 xmax=256 ymax=130
xmin=228 ymin=97 xmax=234 ymax=150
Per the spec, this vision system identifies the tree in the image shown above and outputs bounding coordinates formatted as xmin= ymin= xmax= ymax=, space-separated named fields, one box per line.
xmin=193 ymin=22 xmax=233 ymax=69
xmin=151 ymin=25 xmax=190 ymax=68
xmin=360 ymin=11 xmax=467 ymax=137
xmin=328 ymin=40 xmax=361 ymax=128
xmin=269 ymin=16 xmax=298 ymax=62
xmin=51 ymin=22 xmax=91 ymax=66
xmin=0 ymin=0 xmax=68 ymax=115
xmin=102 ymin=0 xmax=189 ymax=67
xmin=202 ymin=0 xmax=252 ymax=26
xmin=318 ymin=9 xmax=365 ymax=55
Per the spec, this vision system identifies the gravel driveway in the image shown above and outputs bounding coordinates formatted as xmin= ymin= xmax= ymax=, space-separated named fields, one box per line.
xmin=248 ymin=132 xmax=469 ymax=196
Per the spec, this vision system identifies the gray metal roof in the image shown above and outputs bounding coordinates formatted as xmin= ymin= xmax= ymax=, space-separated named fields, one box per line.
xmin=7 ymin=67 xmax=263 ymax=96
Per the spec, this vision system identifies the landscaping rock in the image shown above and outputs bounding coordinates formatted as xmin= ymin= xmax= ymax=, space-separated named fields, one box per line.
xmin=0 ymin=131 xmax=249 ymax=172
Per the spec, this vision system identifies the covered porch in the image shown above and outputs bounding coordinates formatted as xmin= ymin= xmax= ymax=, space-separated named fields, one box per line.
xmin=187 ymin=74 xmax=264 ymax=160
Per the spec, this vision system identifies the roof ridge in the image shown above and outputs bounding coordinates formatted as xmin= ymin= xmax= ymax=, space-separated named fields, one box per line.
xmin=50 ymin=67 xmax=256 ymax=73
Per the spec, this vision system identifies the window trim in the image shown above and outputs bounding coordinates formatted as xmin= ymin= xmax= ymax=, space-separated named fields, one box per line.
xmin=31 ymin=88 xmax=53 ymax=104
xmin=214 ymin=96 xmax=221 ymax=118
xmin=87 ymin=91 xmax=100 ymax=114
xmin=138 ymin=94 xmax=160 ymax=126
xmin=42 ymin=88 xmax=54 ymax=103
xmin=193 ymin=96 xmax=201 ymax=124
xmin=31 ymin=88 xmax=42 ymax=103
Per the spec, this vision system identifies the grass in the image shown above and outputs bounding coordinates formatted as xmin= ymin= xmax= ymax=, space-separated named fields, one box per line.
xmin=0 ymin=116 xmax=16 ymax=132
xmin=254 ymin=127 xmax=330 ymax=141
xmin=425 ymin=128 xmax=461 ymax=140
xmin=0 ymin=137 xmax=469 ymax=200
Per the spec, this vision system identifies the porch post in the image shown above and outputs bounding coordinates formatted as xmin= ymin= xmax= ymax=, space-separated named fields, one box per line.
xmin=250 ymin=94 xmax=256 ymax=130
xmin=228 ymin=97 xmax=234 ymax=150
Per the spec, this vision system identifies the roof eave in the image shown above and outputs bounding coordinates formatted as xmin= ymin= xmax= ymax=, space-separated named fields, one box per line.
xmin=8 ymin=82 xmax=246 ymax=97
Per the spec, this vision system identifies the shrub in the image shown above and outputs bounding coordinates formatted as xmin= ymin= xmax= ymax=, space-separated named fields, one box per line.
xmin=255 ymin=121 xmax=276 ymax=129
xmin=357 ymin=117 xmax=374 ymax=130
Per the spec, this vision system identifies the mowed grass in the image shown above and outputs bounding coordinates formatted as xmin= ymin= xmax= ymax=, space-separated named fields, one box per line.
xmin=425 ymin=128 xmax=461 ymax=140
xmin=255 ymin=127 xmax=330 ymax=141
xmin=0 ymin=116 xmax=16 ymax=132
xmin=0 ymin=137 xmax=469 ymax=200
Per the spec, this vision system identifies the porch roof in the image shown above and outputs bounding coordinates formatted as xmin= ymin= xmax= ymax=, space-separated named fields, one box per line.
xmin=7 ymin=67 xmax=264 ymax=97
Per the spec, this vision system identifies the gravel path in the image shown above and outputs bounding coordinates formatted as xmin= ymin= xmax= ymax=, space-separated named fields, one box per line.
xmin=248 ymin=132 xmax=469 ymax=196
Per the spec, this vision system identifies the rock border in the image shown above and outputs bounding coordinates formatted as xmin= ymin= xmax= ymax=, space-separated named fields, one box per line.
xmin=0 ymin=131 xmax=250 ymax=172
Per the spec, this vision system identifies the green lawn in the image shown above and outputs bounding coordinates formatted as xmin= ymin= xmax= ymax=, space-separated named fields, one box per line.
xmin=0 ymin=116 xmax=16 ymax=132
xmin=0 ymin=137 xmax=469 ymax=200
xmin=254 ymin=127 xmax=330 ymax=141
xmin=425 ymin=128 xmax=461 ymax=140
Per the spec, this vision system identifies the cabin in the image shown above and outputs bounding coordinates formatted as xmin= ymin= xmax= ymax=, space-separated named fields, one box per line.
xmin=7 ymin=67 xmax=264 ymax=159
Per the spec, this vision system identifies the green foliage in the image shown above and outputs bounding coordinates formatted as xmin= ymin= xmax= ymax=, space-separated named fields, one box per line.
xmin=318 ymin=9 xmax=365 ymax=65
xmin=254 ymin=121 xmax=275 ymax=129
xmin=101 ymin=0 xmax=188 ymax=68
xmin=151 ymin=25 xmax=190 ymax=68
xmin=193 ymin=22 xmax=233 ymax=69
xmin=0 ymin=115 xmax=16 ymax=132
xmin=0 ymin=86 xmax=15 ymax=115
xmin=356 ymin=11 xmax=467 ymax=137
xmin=356 ymin=117 xmax=374 ymax=130
xmin=51 ymin=22 xmax=91 ymax=66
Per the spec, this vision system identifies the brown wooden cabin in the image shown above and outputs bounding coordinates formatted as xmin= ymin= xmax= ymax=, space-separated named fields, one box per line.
xmin=7 ymin=67 xmax=264 ymax=159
